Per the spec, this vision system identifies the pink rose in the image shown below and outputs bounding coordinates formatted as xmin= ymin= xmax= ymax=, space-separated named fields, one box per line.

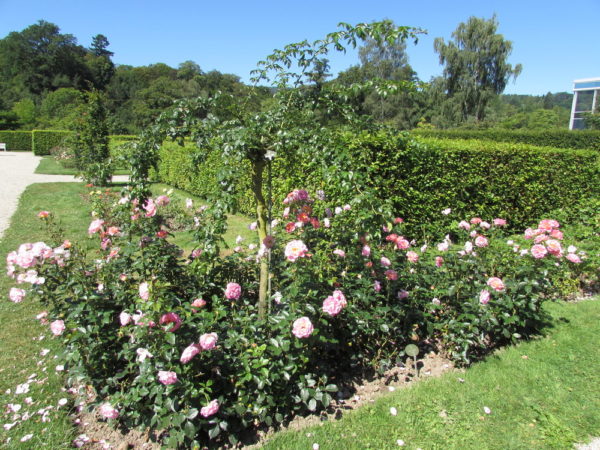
xmin=480 ymin=221 xmax=491 ymax=230
xmin=322 ymin=296 xmax=343 ymax=316
xmin=155 ymin=195 xmax=170 ymax=206
xmin=292 ymin=317 xmax=313 ymax=339
xmin=406 ymin=251 xmax=419 ymax=263
xmin=200 ymin=399 xmax=219 ymax=418
xmin=139 ymin=282 xmax=150 ymax=301
xmin=566 ymin=253 xmax=582 ymax=263
xmin=437 ymin=241 xmax=449 ymax=252
xmin=385 ymin=269 xmax=398 ymax=280
xmin=191 ymin=298 xmax=206 ymax=312
xmin=470 ymin=217 xmax=482 ymax=225
xmin=531 ymin=244 xmax=547 ymax=259
xmin=395 ymin=238 xmax=410 ymax=250
xmin=159 ymin=312 xmax=182 ymax=332
xmin=9 ymin=287 xmax=25 ymax=303
xmin=180 ymin=343 xmax=201 ymax=364
xmin=332 ymin=289 xmax=347 ymax=307
xmin=458 ymin=220 xmax=471 ymax=230
xmin=475 ymin=236 xmax=489 ymax=248
xmin=550 ymin=229 xmax=563 ymax=240
xmin=119 ymin=311 xmax=132 ymax=326
xmin=538 ymin=219 xmax=559 ymax=232
xmin=534 ymin=234 xmax=548 ymax=244
xmin=99 ymin=403 xmax=119 ymax=419
xmin=50 ymin=320 xmax=65 ymax=336
xmin=225 ymin=282 xmax=242 ymax=300
xmin=38 ymin=210 xmax=50 ymax=219
xmin=374 ymin=280 xmax=382 ymax=292
xmin=380 ymin=257 xmax=391 ymax=267
xmin=361 ymin=245 xmax=371 ymax=257
xmin=493 ymin=218 xmax=507 ymax=226
xmin=333 ymin=249 xmax=346 ymax=258
xmin=524 ymin=228 xmax=537 ymax=239
xmin=398 ymin=290 xmax=409 ymax=299
xmin=199 ymin=332 xmax=218 ymax=350
xmin=545 ymin=239 xmax=562 ymax=256
xmin=479 ymin=290 xmax=490 ymax=305
xmin=157 ymin=370 xmax=178 ymax=385
xmin=284 ymin=240 xmax=308 ymax=262
xmin=435 ymin=256 xmax=444 ymax=268
xmin=88 ymin=219 xmax=105 ymax=235
xmin=143 ymin=198 xmax=157 ymax=217
xmin=487 ymin=277 xmax=505 ymax=292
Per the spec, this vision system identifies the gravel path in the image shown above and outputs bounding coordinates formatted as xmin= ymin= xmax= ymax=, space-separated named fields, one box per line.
xmin=0 ymin=152 xmax=128 ymax=239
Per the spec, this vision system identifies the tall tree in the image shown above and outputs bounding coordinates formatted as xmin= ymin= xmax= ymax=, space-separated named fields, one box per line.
xmin=434 ymin=15 xmax=522 ymax=123
xmin=87 ymin=34 xmax=115 ymax=89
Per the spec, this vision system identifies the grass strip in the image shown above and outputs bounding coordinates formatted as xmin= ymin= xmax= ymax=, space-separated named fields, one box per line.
xmin=262 ymin=299 xmax=600 ymax=450
xmin=35 ymin=157 xmax=129 ymax=176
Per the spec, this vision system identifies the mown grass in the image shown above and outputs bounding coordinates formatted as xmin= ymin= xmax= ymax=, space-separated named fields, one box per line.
xmin=263 ymin=299 xmax=600 ymax=450
xmin=34 ymin=156 xmax=129 ymax=176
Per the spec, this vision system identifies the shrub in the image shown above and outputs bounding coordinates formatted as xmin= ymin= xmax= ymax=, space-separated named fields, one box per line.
xmin=412 ymin=129 xmax=600 ymax=151
xmin=0 ymin=130 xmax=32 ymax=151
xmin=32 ymin=130 xmax=72 ymax=155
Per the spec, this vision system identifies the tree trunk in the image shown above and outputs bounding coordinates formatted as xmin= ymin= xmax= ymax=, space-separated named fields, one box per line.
xmin=250 ymin=160 xmax=269 ymax=318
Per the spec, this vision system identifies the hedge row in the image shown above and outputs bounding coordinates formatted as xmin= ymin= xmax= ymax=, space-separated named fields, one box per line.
xmin=0 ymin=130 xmax=32 ymax=151
xmin=155 ymin=131 xmax=600 ymax=238
xmin=412 ymin=129 xmax=600 ymax=151
xmin=32 ymin=130 xmax=72 ymax=155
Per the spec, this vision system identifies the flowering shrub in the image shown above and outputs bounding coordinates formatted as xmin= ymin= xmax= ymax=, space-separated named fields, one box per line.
xmin=5 ymin=186 xmax=587 ymax=446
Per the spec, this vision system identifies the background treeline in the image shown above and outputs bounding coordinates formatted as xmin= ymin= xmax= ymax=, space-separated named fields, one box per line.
xmin=0 ymin=19 xmax=582 ymax=134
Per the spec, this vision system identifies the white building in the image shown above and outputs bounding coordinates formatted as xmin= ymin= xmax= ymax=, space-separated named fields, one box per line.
xmin=569 ymin=77 xmax=600 ymax=130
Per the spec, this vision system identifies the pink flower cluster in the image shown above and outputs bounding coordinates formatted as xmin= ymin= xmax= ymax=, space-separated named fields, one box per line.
xmin=225 ymin=282 xmax=242 ymax=300
xmin=283 ymin=189 xmax=322 ymax=232
xmin=284 ymin=240 xmax=309 ymax=262
xmin=283 ymin=189 xmax=311 ymax=205
xmin=524 ymin=219 xmax=581 ymax=262
xmin=180 ymin=333 xmax=218 ymax=363
xmin=385 ymin=233 xmax=410 ymax=250
xmin=322 ymin=290 xmax=348 ymax=317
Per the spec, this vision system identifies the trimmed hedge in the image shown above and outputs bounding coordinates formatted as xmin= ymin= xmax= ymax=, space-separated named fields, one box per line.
xmin=0 ymin=130 xmax=32 ymax=151
xmin=32 ymin=130 xmax=72 ymax=155
xmin=155 ymin=130 xmax=600 ymax=238
xmin=412 ymin=129 xmax=600 ymax=151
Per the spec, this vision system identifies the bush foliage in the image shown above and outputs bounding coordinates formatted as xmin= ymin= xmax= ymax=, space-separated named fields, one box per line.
xmin=0 ymin=130 xmax=33 ymax=151
xmin=32 ymin=130 xmax=72 ymax=155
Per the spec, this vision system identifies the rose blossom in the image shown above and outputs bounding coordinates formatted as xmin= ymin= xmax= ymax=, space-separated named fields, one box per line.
xmin=435 ymin=256 xmax=444 ymax=267
xmin=292 ymin=317 xmax=313 ymax=339
xmin=119 ymin=311 xmax=132 ymax=326
xmin=362 ymin=245 xmax=371 ymax=257
xmin=136 ymin=348 xmax=153 ymax=362
xmin=437 ymin=241 xmax=449 ymax=252
xmin=322 ymin=296 xmax=343 ymax=316
xmin=191 ymin=298 xmax=206 ymax=312
xmin=199 ymin=332 xmax=218 ymax=350
xmin=487 ymin=277 xmax=505 ymax=292
xmin=480 ymin=221 xmax=491 ymax=230
xmin=373 ymin=280 xmax=382 ymax=292
xmin=38 ymin=210 xmax=50 ymax=219
xmin=395 ymin=237 xmax=410 ymax=250
xmin=479 ymin=290 xmax=490 ymax=305
xmin=550 ymin=229 xmax=564 ymax=240
xmin=158 ymin=370 xmax=178 ymax=385
xmin=333 ymin=249 xmax=346 ymax=258
xmin=566 ymin=253 xmax=582 ymax=263
xmin=385 ymin=269 xmax=398 ymax=280
xmin=284 ymin=240 xmax=308 ymax=262
xmin=531 ymin=244 xmax=547 ymax=259
xmin=545 ymin=239 xmax=562 ymax=256
xmin=180 ymin=343 xmax=201 ymax=363
xmin=155 ymin=195 xmax=170 ymax=206
xmin=470 ymin=217 xmax=482 ymax=224
xmin=99 ymin=403 xmax=119 ymax=419
xmin=406 ymin=251 xmax=419 ymax=263
xmin=493 ymin=218 xmax=507 ymax=226
xmin=475 ymin=236 xmax=489 ymax=248
xmin=332 ymin=290 xmax=347 ymax=306
xmin=88 ymin=219 xmax=104 ymax=235
xmin=159 ymin=313 xmax=182 ymax=332
xmin=200 ymin=399 xmax=219 ymax=418
xmin=458 ymin=220 xmax=471 ymax=230
xmin=9 ymin=287 xmax=25 ymax=303
xmin=50 ymin=320 xmax=65 ymax=336
xmin=398 ymin=290 xmax=409 ymax=299
xmin=538 ymin=219 xmax=559 ymax=231
xmin=224 ymin=282 xmax=242 ymax=300
xmin=139 ymin=282 xmax=150 ymax=300
xmin=380 ymin=256 xmax=391 ymax=267
xmin=441 ymin=208 xmax=451 ymax=215
xmin=143 ymin=198 xmax=157 ymax=217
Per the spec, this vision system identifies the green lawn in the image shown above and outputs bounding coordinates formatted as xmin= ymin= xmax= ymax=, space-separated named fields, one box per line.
xmin=35 ymin=156 xmax=129 ymax=176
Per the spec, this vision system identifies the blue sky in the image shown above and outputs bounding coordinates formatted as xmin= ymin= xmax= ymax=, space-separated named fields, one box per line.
xmin=1 ymin=0 xmax=598 ymax=95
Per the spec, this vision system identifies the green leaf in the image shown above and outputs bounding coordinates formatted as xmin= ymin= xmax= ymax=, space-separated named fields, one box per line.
xmin=308 ymin=399 xmax=317 ymax=411
xmin=208 ymin=425 xmax=221 ymax=439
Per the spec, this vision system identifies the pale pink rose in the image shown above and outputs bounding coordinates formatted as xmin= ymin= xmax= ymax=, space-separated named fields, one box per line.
xmin=398 ymin=290 xmax=409 ymax=299
xmin=333 ymin=249 xmax=346 ymax=258
xmin=106 ymin=226 xmax=121 ymax=236
xmin=534 ymin=234 xmax=548 ymax=244
xmin=119 ymin=311 xmax=132 ymax=326
xmin=458 ymin=220 xmax=471 ymax=230
xmin=16 ymin=252 xmax=35 ymax=268
xmin=200 ymin=399 xmax=219 ymax=418
xmin=395 ymin=238 xmax=410 ymax=250
xmin=470 ymin=230 xmax=478 ymax=238
xmin=435 ymin=256 xmax=444 ymax=268
xmin=441 ymin=208 xmax=451 ymax=215
xmin=380 ymin=256 xmax=391 ymax=267
xmin=283 ymin=207 xmax=290 ymax=218
xmin=475 ymin=236 xmax=489 ymax=248
xmin=88 ymin=219 xmax=105 ymax=235
xmin=332 ymin=289 xmax=347 ymax=306
xmin=550 ymin=229 xmax=563 ymax=240
xmin=464 ymin=241 xmax=473 ymax=254
xmin=191 ymin=298 xmax=206 ymax=312
xmin=248 ymin=222 xmax=258 ymax=231
xmin=493 ymin=218 xmax=507 ymax=226
xmin=136 ymin=348 xmax=153 ymax=362
xmin=224 ymin=282 xmax=242 ymax=300
xmin=538 ymin=219 xmax=559 ymax=231
xmin=343 ymin=204 xmax=351 ymax=211
xmin=362 ymin=245 xmax=371 ymax=257
xmin=99 ymin=403 xmax=119 ymax=419
xmin=406 ymin=251 xmax=419 ymax=263
xmin=335 ymin=206 xmax=343 ymax=215
xmin=437 ymin=241 xmax=449 ymax=252
xmin=292 ymin=317 xmax=314 ymax=339
xmin=38 ymin=210 xmax=50 ymax=219
xmin=180 ymin=343 xmax=201 ymax=363
xmin=159 ymin=313 xmax=182 ymax=332
xmin=487 ymin=277 xmax=505 ymax=292
xmin=530 ymin=244 xmax=547 ymax=259
xmin=566 ymin=253 xmax=582 ymax=263
xmin=322 ymin=296 xmax=343 ymax=316
xmin=470 ymin=217 xmax=482 ymax=224
xmin=385 ymin=269 xmax=398 ymax=280
xmin=323 ymin=218 xmax=331 ymax=228
xmin=155 ymin=195 xmax=170 ymax=206
xmin=50 ymin=320 xmax=65 ymax=336
xmin=284 ymin=240 xmax=308 ymax=262
xmin=480 ymin=221 xmax=491 ymax=230
xmin=567 ymin=245 xmax=577 ymax=253
xmin=143 ymin=198 xmax=157 ymax=217
xmin=139 ymin=282 xmax=150 ymax=301
xmin=32 ymin=242 xmax=52 ymax=258
xmin=199 ymin=332 xmax=218 ymax=350
xmin=479 ymin=290 xmax=490 ymax=305
xmin=158 ymin=370 xmax=178 ymax=385
xmin=432 ymin=297 xmax=441 ymax=305
xmin=374 ymin=280 xmax=382 ymax=292
xmin=545 ymin=239 xmax=562 ymax=256
xmin=9 ymin=287 xmax=25 ymax=303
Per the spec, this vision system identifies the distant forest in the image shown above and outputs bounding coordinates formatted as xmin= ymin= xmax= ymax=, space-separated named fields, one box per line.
xmin=0 ymin=20 xmax=575 ymax=134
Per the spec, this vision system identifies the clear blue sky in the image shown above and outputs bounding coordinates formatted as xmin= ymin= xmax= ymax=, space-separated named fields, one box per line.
xmin=1 ymin=0 xmax=598 ymax=95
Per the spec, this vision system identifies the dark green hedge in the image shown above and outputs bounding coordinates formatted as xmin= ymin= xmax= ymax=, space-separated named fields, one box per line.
xmin=412 ymin=129 xmax=600 ymax=151
xmin=32 ymin=130 xmax=72 ymax=155
xmin=0 ymin=130 xmax=32 ymax=151
xmin=155 ymin=131 xmax=600 ymax=238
